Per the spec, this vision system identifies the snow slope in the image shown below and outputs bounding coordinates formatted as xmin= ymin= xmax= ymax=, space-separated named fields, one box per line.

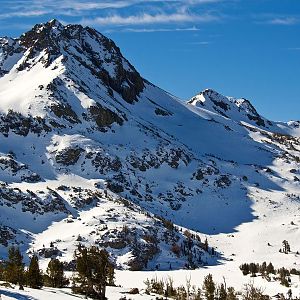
xmin=0 ymin=19 xmax=299 ymax=298
xmin=0 ymin=284 xmax=156 ymax=300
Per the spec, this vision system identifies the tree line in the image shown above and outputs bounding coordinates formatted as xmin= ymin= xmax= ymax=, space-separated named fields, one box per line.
xmin=144 ymin=273 xmax=272 ymax=300
xmin=240 ymin=262 xmax=300 ymax=287
xmin=0 ymin=245 xmax=115 ymax=299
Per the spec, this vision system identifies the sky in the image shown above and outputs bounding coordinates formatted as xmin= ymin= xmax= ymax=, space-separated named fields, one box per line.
xmin=0 ymin=0 xmax=299 ymax=121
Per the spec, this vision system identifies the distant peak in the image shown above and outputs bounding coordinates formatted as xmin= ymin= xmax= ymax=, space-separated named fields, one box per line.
xmin=48 ymin=19 xmax=62 ymax=26
xmin=47 ymin=19 xmax=62 ymax=26
xmin=196 ymin=88 xmax=228 ymax=103
xmin=196 ymin=88 xmax=221 ymax=98
xmin=201 ymin=88 xmax=219 ymax=94
xmin=42 ymin=19 xmax=64 ymax=31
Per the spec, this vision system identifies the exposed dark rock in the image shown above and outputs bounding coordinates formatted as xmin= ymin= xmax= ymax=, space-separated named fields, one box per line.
xmin=38 ymin=247 xmax=61 ymax=258
xmin=193 ymin=169 xmax=204 ymax=180
xmin=55 ymin=147 xmax=84 ymax=165
xmin=98 ymin=239 xmax=127 ymax=249
xmin=0 ymin=225 xmax=16 ymax=247
xmin=0 ymin=183 xmax=69 ymax=214
xmin=50 ymin=103 xmax=81 ymax=124
xmin=155 ymin=108 xmax=171 ymax=116
xmin=215 ymin=175 xmax=232 ymax=188
xmin=89 ymin=104 xmax=123 ymax=127
xmin=107 ymin=181 xmax=124 ymax=193
xmin=0 ymin=156 xmax=41 ymax=182
xmin=247 ymin=114 xmax=265 ymax=127
xmin=128 ymin=288 xmax=139 ymax=294
xmin=0 ymin=110 xmax=51 ymax=137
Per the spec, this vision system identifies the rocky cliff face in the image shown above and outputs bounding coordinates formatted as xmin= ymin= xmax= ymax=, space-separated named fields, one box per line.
xmin=0 ymin=20 xmax=299 ymax=271
xmin=188 ymin=88 xmax=273 ymax=127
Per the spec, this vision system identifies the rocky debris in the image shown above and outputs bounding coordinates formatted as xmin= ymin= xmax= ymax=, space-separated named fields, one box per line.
xmin=38 ymin=247 xmax=61 ymax=258
xmin=0 ymin=155 xmax=41 ymax=182
xmin=127 ymin=146 xmax=192 ymax=172
xmin=128 ymin=288 xmax=139 ymax=294
xmin=155 ymin=107 xmax=172 ymax=116
xmin=86 ymin=150 xmax=122 ymax=174
xmin=97 ymin=229 xmax=127 ymax=249
xmin=215 ymin=175 xmax=232 ymax=188
xmin=0 ymin=183 xmax=69 ymax=214
xmin=247 ymin=114 xmax=265 ymax=127
xmin=106 ymin=180 xmax=124 ymax=193
xmin=0 ymin=225 xmax=16 ymax=247
xmin=50 ymin=103 xmax=81 ymax=124
xmin=193 ymin=169 xmax=204 ymax=180
xmin=88 ymin=104 xmax=123 ymax=128
xmin=66 ymin=189 xmax=103 ymax=208
xmin=55 ymin=147 xmax=84 ymax=166
xmin=196 ymin=164 xmax=220 ymax=176
xmin=0 ymin=110 xmax=51 ymax=137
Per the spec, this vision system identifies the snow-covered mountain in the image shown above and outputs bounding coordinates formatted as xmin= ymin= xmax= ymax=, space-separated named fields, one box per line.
xmin=0 ymin=20 xmax=299 ymax=277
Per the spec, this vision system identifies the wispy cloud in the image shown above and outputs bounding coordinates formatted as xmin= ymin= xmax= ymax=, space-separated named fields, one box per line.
xmin=0 ymin=0 xmax=223 ymax=32
xmin=2 ymin=0 xmax=222 ymax=13
xmin=0 ymin=10 xmax=49 ymax=20
xmin=0 ymin=1 xmax=137 ymax=19
xmin=82 ymin=12 xmax=219 ymax=26
xmin=190 ymin=41 xmax=211 ymax=45
xmin=104 ymin=26 xmax=201 ymax=33
xmin=269 ymin=17 xmax=299 ymax=25
xmin=57 ymin=1 xmax=138 ymax=11
xmin=254 ymin=14 xmax=300 ymax=26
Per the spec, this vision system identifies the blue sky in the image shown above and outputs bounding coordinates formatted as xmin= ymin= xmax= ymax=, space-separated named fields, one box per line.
xmin=0 ymin=0 xmax=299 ymax=121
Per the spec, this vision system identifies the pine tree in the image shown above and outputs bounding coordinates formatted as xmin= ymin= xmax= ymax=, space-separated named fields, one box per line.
xmin=278 ymin=268 xmax=290 ymax=287
xmin=203 ymin=274 xmax=215 ymax=300
xmin=260 ymin=262 xmax=267 ymax=277
xmin=72 ymin=245 xmax=115 ymax=300
xmin=204 ymin=238 xmax=209 ymax=252
xmin=26 ymin=255 xmax=43 ymax=289
xmin=266 ymin=262 xmax=275 ymax=275
xmin=191 ymin=285 xmax=202 ymax=300
xmin=287 ymin=289 xmax=292 ymax=300
xmin=282 ymin=240 xmax=290 ymax=254
xmin=107 ymin=262 xmax=115 ymax=287
xmin=218 ymin=283 xmax=227 ymax=300
xmin=45 ymin=258 xmax=68 ymax=288
xmin=226 ymin=287 xmax=238 ymax=300
xmin=240 ymin=263 xmax=250 ymax=276
xmin=4 ymin=246 xmax=25 ymax=289
xmin=249 ymin=263 xmax=258 ymax=277
xmin=0 ymin=261 xmax=5 ymax=281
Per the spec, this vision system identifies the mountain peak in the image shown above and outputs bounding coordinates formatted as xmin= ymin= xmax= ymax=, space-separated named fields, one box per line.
xmin=189 ymin=88 xmax=230 ymax=111
xmin=188 ymin=89 xmax=271 ymax=127
xmin=201 ymin=88 xmax=222 ymax=96
xmin=0 ymin=19 xmax=145 ymax=117
xmin=17 ymin=19 xmax=139 ymax=76
xmin=48 ymin=18 xmax=63 ymax=27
